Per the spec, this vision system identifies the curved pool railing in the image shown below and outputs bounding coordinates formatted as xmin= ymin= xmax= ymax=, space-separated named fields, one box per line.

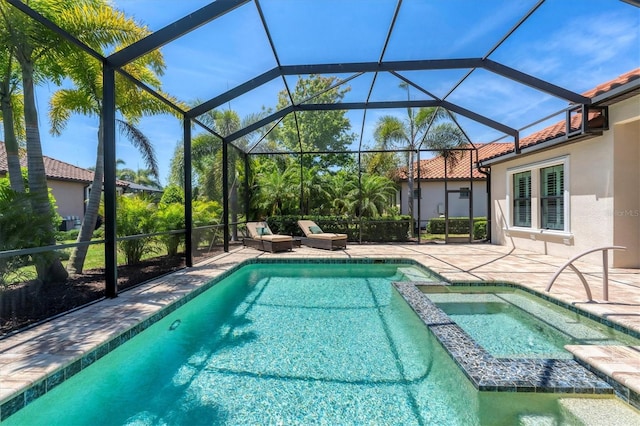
xmin=545 ymin=246 xmax=626 ymax=302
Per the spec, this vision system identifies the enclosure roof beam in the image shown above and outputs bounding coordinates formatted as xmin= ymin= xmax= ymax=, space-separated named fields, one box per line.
xmin=439 ymin=100 xmax=517 ymax=137
xmin=299 ymin=100 xmax=517 ymax=137
xmin=482 ymin=59 xmax=591 ymax=104
xmin=108 ymin=0 xmax=250 ymax=67
xmin=225 ymin=99 xmax=517 ymax=147
xmin=226 ymin=106 xmax=294 ymax=143
xmin=297 ymin=100 xmax=439 ymax=111
xmin=187 ymin=68 xmax=282 ymax=118
xmin=191 ymin=58 xmax=588 ymax=119
xmin=280 ymin=58 xmax=483 ymax=75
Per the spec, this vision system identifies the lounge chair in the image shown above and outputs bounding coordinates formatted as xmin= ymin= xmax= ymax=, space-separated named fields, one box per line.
xmin=297 ymin=220 xmax=347 ymax=250
xmin=244 ymin=222 xmax=294 ymax=253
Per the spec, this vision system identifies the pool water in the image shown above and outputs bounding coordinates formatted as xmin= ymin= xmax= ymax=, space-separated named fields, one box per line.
xmin=3 ymin=264 xmax=631 ymax=425
xmin=423 ymin=286 xmax=640 ymax=359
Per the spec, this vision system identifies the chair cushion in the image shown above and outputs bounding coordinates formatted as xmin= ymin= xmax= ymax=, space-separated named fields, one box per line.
xmin=308 ymin=233 xmax=347 ymax=240
xmin=260 ymin=234 xmax=293 ymax=242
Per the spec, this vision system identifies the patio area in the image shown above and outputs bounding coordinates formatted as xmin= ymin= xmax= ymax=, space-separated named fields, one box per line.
xmin=1 ymin=243 xmax=639 ymax=420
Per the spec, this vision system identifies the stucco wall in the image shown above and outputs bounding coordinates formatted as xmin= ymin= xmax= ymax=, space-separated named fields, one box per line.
xmin=490 ymin=95 xmax=639 ymax=267
xmin=48 ymin=180 xmax=87 ymax=220
xmin=398 ymin=180 xmax=487 ymax=229
xmin=613 ymin=116 xmax=640 ymax=267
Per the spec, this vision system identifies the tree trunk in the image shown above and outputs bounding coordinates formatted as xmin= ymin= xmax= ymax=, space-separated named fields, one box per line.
xmin=230 ymin=158 xmax=238 ymax=242
xmin=21 ymin=58 xmax=68 ymax=283
xmin=67 ymin=118 xmax=104 ymax=274
xmin=0 ymin=76 xmax=25 ymax=192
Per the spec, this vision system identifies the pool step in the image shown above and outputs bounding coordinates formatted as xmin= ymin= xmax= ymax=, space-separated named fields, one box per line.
xmin=557 ymin=397 xmax=640 ymax=425
xmin=517 ymin=414 xmax=558 ymax=425
xmin=398 ymin=267 xmax=433 ymax=282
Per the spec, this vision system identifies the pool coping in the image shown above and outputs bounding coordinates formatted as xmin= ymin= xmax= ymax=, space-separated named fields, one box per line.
xmin=394 ymin=281 xmax=640 ymax=410
xmin=1 ymin=256 xmax=637 ymax=421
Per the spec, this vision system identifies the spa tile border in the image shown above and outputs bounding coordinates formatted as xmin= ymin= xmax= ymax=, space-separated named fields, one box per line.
xmin=394 ymin=282 xmax=613 ymax=395
xmin=1 ymin=258 xmax=430 ymax=421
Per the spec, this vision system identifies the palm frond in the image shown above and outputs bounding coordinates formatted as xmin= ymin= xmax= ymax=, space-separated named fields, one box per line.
xmin=116 ymin=119 xmax=159 ymax=177
xmin=49 ymin=88 xmax=97 ymax=135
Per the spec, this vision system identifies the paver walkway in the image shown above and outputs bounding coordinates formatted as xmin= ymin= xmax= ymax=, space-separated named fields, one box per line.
xmin=1 ymin=243 xmax=639 ymax=419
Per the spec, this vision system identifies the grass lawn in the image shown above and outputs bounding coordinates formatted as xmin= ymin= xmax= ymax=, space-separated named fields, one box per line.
xmin=2 ymin=239 xmax=174 ymax=286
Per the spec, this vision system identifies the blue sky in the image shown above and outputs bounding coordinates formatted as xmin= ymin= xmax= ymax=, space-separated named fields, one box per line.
xmin=32 ymin=0 xmax=640 ymax=184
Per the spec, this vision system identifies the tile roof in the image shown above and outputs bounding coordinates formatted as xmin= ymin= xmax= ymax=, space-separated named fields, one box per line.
xmin=0 ymin=142 xmax=129 ymax=187
xmin=397 ymin=142 xmax=513 ymax=180
xmin=583 ymin=68 xmax=640 ymax=99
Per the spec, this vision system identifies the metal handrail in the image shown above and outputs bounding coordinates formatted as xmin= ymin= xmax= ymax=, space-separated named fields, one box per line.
xmin=545 ymin=246 xmax=626 ymax=301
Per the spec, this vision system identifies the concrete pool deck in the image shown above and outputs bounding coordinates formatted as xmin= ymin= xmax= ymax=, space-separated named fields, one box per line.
xmin=1 ymin=243 xmax=639 ymax=420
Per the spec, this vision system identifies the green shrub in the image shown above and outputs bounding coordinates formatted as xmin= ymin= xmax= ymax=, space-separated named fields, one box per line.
xmin=155 ymin=202 xmax=185 ymax=256
xmin=473 ymin=220 xmax=488 ymax=240
xmin=266 ymin=215 xmax=412 ymax=242
xmin=116 ymin=195 xmax=158 ymax=265
xmin=55 ymin=229 xmax=79 ymax=242
xmin=425 ymin=217 xmax=487 ymax=240
xmin=0 ymin=189 xmax=38 ymax=286
xmin=93 ymin=226 xmax=105 ymax=239
xmin=160 ymin=184 xmax=184 ymax=205
xmin=192 ymin=200 xmax=222 ymax=249
xmin=361 ymin=216 xmax=411 ymax=242
xmin=427 ymin=217 xmax=487 ymax=236
xmin=0 ymin=170 xmax=62 ymax=282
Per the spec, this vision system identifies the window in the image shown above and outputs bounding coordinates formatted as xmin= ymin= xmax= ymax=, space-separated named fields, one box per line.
xmin=506 ymin=156 xmax=569 ymax=233
xmin=459 ymin=187 xmax=469 ymax=199
xmin=513 ymin=171 xmax=531 ymax=227
xmin=413 ymin=188 xmax=421 ymax=199
xmin=540 ymin=165 xmax=564 ymax=230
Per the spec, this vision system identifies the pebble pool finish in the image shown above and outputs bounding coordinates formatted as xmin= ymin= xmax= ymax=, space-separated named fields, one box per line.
xmin=394 ymin=282 xmax=613 ymax=394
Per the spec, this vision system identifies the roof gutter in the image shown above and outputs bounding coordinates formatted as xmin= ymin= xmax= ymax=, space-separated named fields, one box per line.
xmin=590 ymin=78 xmax=640 ymax=105
xmin=478 ymin=131 xmax=602 ymax=167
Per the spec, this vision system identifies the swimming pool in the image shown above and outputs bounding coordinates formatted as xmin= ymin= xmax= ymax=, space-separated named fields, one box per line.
xmin=3 ymin=262 xmax=638 ymax=424
xmin=421 ymin=285 xmax=640 ymax=359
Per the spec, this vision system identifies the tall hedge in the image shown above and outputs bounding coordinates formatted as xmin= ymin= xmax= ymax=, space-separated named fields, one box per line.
xmin=266 ymin=215 xmax=412 ymax=242
xmin=426 ymin=217 xmax=487 ymax=240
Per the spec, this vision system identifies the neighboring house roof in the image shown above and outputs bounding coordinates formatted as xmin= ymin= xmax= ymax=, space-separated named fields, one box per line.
xmin=122 ymin=181 xmax=164 ymax=193
xmin=397 ymin=142 xmax=513 ymax=181
xmin=0 ymin=142 xmax=129 ymax=187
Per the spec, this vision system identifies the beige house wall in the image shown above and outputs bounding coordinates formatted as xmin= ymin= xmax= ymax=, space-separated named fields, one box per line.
xmin=398 ymin=180 xmax=487 ymax=229
xmin=613 ymin=118 xmax=640 ymax=267
xmin=48 ymin=180 xmax=87 ymax=220
xmin=490 ymin=95 xmax=640 ymax=267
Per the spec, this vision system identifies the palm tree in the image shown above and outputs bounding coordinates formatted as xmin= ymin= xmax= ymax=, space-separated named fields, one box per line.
xmin=351 ymin=174 xmax=397 ymax=218
xmin=46 ymin=5 xmax=170 ymax=274
xmin=373 ymin=85 xmax=466 ymax=234
xmin=325 ymin=170 xmax=356 ymax=216
xmin=294 ymin=164 xmax=327 ymax=215
xmin=253 ymin=162 xmax=298 ymax=217
xmin=118 ymin=167 xmax=162 ymax=189
xmin=0 ymin=41 xmax=25 ymax=192
xmin=1 ymin=0 xmax=149 ymax=282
